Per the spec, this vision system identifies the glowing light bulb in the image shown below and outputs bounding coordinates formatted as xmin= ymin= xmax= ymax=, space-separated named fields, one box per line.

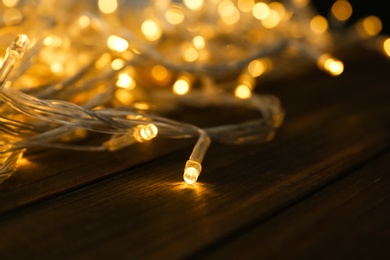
xmin=293 ymin=0 xmax=310 ymax=8
xmin=78 ymin=15 xmax=91 ymax=27
xmin=98 ymin=0 xmax=117 ymax=14
xmin=173 ymin=76 xmax=191 ymax=95
xmin=218 ymin=0 xmax=240 ymax=25
xmin=2 ymin=8 xmax=23 ymax=26
xmin=261 ymin=9 xmax=281 ymax=28
xmin=310 ymin=15 xmax=328 ymax=34
xmin=107 ymin=35 xmax=128 ymax=53
xmin=50 ymin=62 xmax=64 ymax=74
xmin=317 ymin=54 xmax=344 ymax=76
xmin=1 ymin=34 xmax=29 ymax=88
xmin=235 ymin=84 xmax=252 ymax=99
xmin=237 ymin=0 xmax=255 ymax=13
xmin=183 ymin=131 xmax=210 ymax=184
xmin=134 ymin=124 xmax=158 ymax=142
xmin=183 ymin=160 xmax=201 ymax=184
xmin=383 ymin=38 xmax=390 ymax=57
xmin=183 ymin=47 xmax=199 ymax=62
xmin=331 ymin=0 xmax=353 ymax=21
xmin=248 ymin=59 xmax=266 ymax=77
xmin=2 ymin=0 xmax=19 ymax=8
xmin=165 ymin=5 xmax=184 ymax=25
xmin=362 ymin=16 xmax=382 ymax=36
xmin=111 ymin=58 xmax=125 ymax=70
xmin=151 ymin=65 xmax=169 ymax=81
xmin=252 ymin=2 xmax=270 ymax=20
xmin=103 ymin=124 xmax=158 ymax=151
xmin=141 ymin=20 xmax=162 ymax=41
xmin=183 ymin=0 xmax=204 ymax=11
xmin=116 ymin=72 xmax=136 ymax=90
xmin=193 ymin=36 xmax=205 ymax=49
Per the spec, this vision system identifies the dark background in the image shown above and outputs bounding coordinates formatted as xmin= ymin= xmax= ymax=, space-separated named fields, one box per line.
xmin=312 ymin=0 xmax=389 ymax=34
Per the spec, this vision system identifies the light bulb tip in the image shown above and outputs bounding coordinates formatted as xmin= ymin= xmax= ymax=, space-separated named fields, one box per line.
xmin=183 ymin=167 xmax=199 ymax=184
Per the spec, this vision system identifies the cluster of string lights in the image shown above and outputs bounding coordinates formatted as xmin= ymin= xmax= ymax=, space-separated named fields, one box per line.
xmin=0 ymin=0 xmax=389 ymax=184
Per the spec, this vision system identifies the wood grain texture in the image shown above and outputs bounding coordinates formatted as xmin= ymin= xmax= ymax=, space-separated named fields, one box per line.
xmin=204 ymin=152 xmax=390 ymax=260
xmin=0 ymin=46 xmax=389 ymax=259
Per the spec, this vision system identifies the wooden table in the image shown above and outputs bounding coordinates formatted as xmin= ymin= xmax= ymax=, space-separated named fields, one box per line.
xmin=0 ymin=44 xmax=389 ymax=259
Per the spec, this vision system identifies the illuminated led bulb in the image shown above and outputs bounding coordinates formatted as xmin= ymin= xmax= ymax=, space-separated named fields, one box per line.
xmin=107 ymin=35 xmax=128 ymax=53
xmin=173 ymin=75 xmax=192 ymax=95
xmin=310 ymin=15 xmax=328 ymax=34
xmin=133 ymin=124 xmax=158 ymax=143
xmin=317 ymin=54 xmax=344 ymax=76
xmin=356 ymin=16 xmax=382 ymax=38
xmin=383 ymin=38 xmax=390 ymax=57
xmin=141 ymin=20 xmax=162 ymax=41
xmin=98 ymin=0 xmax=118 ymax=14
xmin=1 ymin=34 xmax=29 ymax=88
xmin=331 ymin=0 xmax=353 ymax=22
xmin=103 ymin=124 xmax=158 ymax=151
xmin=252 ymin=2 xmax=270 ymax=20
xmin=116 ymin=72 xmax=136 ymax=90
xmin=183 ymin=131 xmax=211 ymax=184
xmin=183 ymin=160 xmax=202 ymax=184
xmin=183 ymin=0 xmax=204 ymax=11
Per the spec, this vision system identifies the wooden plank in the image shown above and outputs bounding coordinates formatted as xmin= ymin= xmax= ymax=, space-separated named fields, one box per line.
xmin=204 ymin=152 xmax=390 ymax=259
xmin=0 ymin=138 xmax=194 ymax=215
xmin=0 ymin=49 xmax=388 ymax=258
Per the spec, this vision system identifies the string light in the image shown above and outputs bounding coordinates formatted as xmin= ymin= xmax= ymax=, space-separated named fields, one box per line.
xmin=0 ymin=0 xmax=387 ymax=184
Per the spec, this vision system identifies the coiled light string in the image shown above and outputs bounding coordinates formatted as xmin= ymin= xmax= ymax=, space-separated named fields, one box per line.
xmin=0 ymin=0 xmax=388 ymax=184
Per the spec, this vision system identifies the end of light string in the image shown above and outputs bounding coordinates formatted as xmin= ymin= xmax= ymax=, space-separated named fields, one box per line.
xmin=103 ymin=124 xmax=158 ymax=151
xmin=0 ymin=34 xmax=29 ymax=87
xmin=183 ymin=130 xmax=211 ymax=184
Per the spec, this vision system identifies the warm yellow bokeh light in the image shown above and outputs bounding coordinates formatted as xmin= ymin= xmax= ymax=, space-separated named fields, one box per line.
xmin=318 ymin=54 xmax=344 ymax=76
xmin=383 ymin=38 xmax=390 ymax=57
xmin=78 ymin=15 xmax=91 ymax=27
xmin=235 ymin=84 xmax=252 ymax=99
xmin=98 ymin=0 xmax=117 ymax=14
xmin=261 ymin=9 xmax=281 ymax=28
xmin=218 ymin=0 xmax=235 ymax=17
xmin=183 ymin=47 xmax=199 ymax=62
xmin=111 ymin=58 xmax=125 ymax=70
xmin=252 ymin=2 xmax=270 ymax=20
xmin=115 ymin=89 xmax=134 ymax=105
xmin=116 ymin=73 xmax=136 ymax=90
xmin=2 ymin=0 xmax=18 ymax=8
xmin=237 ymin=0 xmax=254 ymax=13
xmin=107 ymin=35 xmax=128 ymax=52
xmin=165 ymin=6 xmax=184 ymax=25
xmin=327 ymin=60 xmax=344 ymax=76
xmin=2 ymin=8 xmax=23 ymax=26
xmin=248 ymin=59 xmax=266 ymax=77
xmin=151 ymin=65 xmax=169 ymax=81
xmin=310 ymin=15 xmax=328 ymax=34
xmin=43 ymin=35 xmax=63 ymax=47
xmin=331 ymin=0 xmax=353 ymax=21
xmin=95 ymin=53 xmax=111 ymax=69
xmin=183 ymin=0 xmax=204 ymax=11
xmin=219 ymin=2 xmax=240 ymax=25
xmin=193 ymin=36 xmax=205 ymax=49
xmin=50 ymin=62 xmax=64 ymax=74
xmin=362 ymin=16 xmax=382 ymax=36
xmin=141 ymin=20 xmax=162 ymax=41
xmin=173 ymin=77 xmax=191 ymax=95
xmin=269 ymin=2 xmax=286 ymax=19
xmin=292 ymin=0 xmax=310 ymax=8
